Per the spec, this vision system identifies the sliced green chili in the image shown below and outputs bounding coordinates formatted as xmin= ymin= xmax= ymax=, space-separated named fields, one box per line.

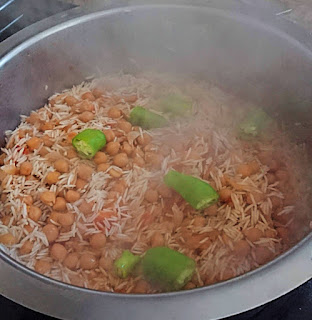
xmin=114 ymin=250 xmax=141 ymax=279
xmin=129 ymin=106 xmax=168 ymax=129
xmin=238 ymin=108 xmax=272 ymax=140
xmin=156 ymin=93 xmax=193 ymax=116
xmin=72 ymin=129 xmax=106 ymax=159
xmin=141 ymin=247 xmax=195 ymax=291
xmin=164 ymin=170 xmax=219 ymax=210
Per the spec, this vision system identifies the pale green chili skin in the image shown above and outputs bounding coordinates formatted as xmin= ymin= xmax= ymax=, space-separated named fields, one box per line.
xmin=238 ymin=108 xmax=272 ymax=140
xmin=114 ymin=250 xmax=141 ymax=279
xmin=156 ymin=93 xmax=193 ymax=116
xmin=164 ymin=170 xmax=219 ymax=210
xmin=141 ymin=246 xmax=196 ymax=291
xmin=129 ymin=106 xmax=168 ymax=129
xmin=72 ymin=129 xmax=106 ymax=159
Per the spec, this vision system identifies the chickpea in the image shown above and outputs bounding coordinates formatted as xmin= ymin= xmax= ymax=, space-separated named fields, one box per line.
xmin=40 ymin=122 xmax=54 ymax=131
xmin=221 ymin=268 xmax=235 ymax=281
xmin=26 ymin=112 xmax=40 ymax=125
xmin=53 ymin=197 xmax=67 ymax=211
xmin=219 ymin=188 xmax=232 ymax=202
xmin=204 ymin=204 xmax=218 ymax=216
xmin=265 ymin=229 xmax=276 ymax=238
xmin=79 ymin=111 xmax=94 ymax=122
xmin=89 ymin=233 xmax=107 ymax=249
xmin=67 ymin=132 xmax=77 ymax=144
xmin=65 ymin=95 xmax=79 ymax=106
xmin=65 ymin=190 xmax=80 ymax=203
xmin=92 ymin=88 xmax=104 ymax=98
xmin=19 ymin=161 xmax=33 ymax=176
xmin=45 ymin=171 xmax=61 ymax=185
xmin=121 ymin=142 xmax=132 ymax=156
xmin=24 ymin=225 xmax=34 ymax=234
xmin=133 ymin=156 xmax=145 ymax=167
xmin=58 ymin=212 xmax=75 ymax=226
xmin=144 ymin=189 xmax=158 ymax=203
xmin=107 ymin=191 xmax=118 ymax=200
xmin=39 ymin=146 xmax=49 ymax=157
xmin=151 ymin=232 xmax=164 ymax=247
xmin=117 ymin=120 xmax=132 ymax=133
xmin=35 ymin=260 xmax=51 ymax=274
xmin=254 ymin=246 xmax=273 ymax=265
xmin=111 ymin=181 xmax=126 ymax=194
xmin=78 ymin=200 xmax=94 ymax=215
xmin=276 ymin=227 xmax=289 ymax=243
xmin=109 ymin=168 xmax=123 ymax=178
xmin=113 ymin=153 xmax=128 ymax=168
xmin=157 ymin=184 xmax=172 ymax=198
xmin=271 ymin=196 xmax=283 ymax=209
xmin=94 ymin=151 xmax=108 ymax=165
xmin=243 ymin=227 xmax=263 ymax=242
xmin=51 ymin=243 xmax=67 ymax=262
xmin=42 ymin=224 xmax=59 ymax=243
xmin=63 ymin=252 xmax=79 ymax=270
xmin=76 ymin=178 xmax=88 ymax=190
xmin=21 ymin=195 xmax=33 ymax=206
xmin=133 ymin=280 xmax=150 ymax=294
xmin=233 ymin=240 xmax=250 ymax=257
xmin=28 ymin=205 xmax=42 ymax=222
xmin=99 ymin=256 xmax=113 ymax=271
xmin=40 ymin=191 xmax=56 ymax=206
xmin=42 ymin=135 xmax=53 ymax=147
xmin=54 ymin=159 xmax=69 ymax=173
xmin=26 ymin=137 xmax=42 ymax=151
xmin=145 ymin=152 xmax=163 ymax=169
xmin=81 ymin=92 xmax=95 ymax=101
xmin=102 ymin=129 xmax=115 ymax=142
xmin=77 ymin=164 xmax=93 ymax=181
xmin=79 ymin=253 xmax=98 ymax=270
xmin=193 ymin=216 xmax=207 ymax=227
xmin=77 ymin=100 xmax=95 ymax=113
xmin=0 ymin=153 xmax=6 ymax=165
xmin=19 ymin=240 xmax=33 ymax=255
xmin=137 ymin=133 xmax=151 ymax=146
xmin=0 ymin=233 xmax=17 ymax=245
xmin=1 ymin=216 xmax=11 ymax=226
xmin=107 ymin=107 xmax=121 ymax=118
xmin=48 ymin=211 xmax=60 ymax=224
xmin=2 ymin=164 xmax=17 ymax=175
xmin=222 ymin=233 xmax=231 ymax=246
xmin=66 ymin=148 xmax=77 ymax=159
xmin=106 ymin=141 xmax=120 ymax=156
xmin=267 ymin=173 xmax=276 ymax=184
xmin=236 ymin=163 xmax=254 ymax=177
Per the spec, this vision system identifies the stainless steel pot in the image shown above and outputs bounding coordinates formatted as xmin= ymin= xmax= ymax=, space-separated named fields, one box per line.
xmin=0 ymin=2 xmax=311 ymax=319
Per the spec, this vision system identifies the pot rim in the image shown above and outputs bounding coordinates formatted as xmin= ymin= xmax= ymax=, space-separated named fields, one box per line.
xmin=0 ymin=3 xmax=312 ymax=319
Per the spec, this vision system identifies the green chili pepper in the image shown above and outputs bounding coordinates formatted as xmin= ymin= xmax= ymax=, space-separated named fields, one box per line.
xmin=72 ymin=129 xmax=106 ymax=159
xmin=141 ymin=247 xmax=195 ymax=291
xmin=129 ymin=106 xmax=168 ymax=129
xmin=156 ymin=93 xmax=193 ymax=116
xmin=238 ymin=108 xmax=272 ymax=140
xmin=164 ymin=170 xmax=219 ymax=210
xmin=114 ymin=250 xmax=141 ymax=279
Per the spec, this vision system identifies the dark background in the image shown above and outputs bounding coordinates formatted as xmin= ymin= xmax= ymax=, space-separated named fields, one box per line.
xmin=0 ymin=0 xmax=311 ymax=319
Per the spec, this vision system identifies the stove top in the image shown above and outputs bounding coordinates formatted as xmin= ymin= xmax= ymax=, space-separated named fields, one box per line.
xmin=0 ymin=0 xmax=311 ymax=319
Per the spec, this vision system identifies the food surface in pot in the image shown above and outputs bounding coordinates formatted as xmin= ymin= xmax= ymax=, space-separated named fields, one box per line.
xmin=0 ymin=74 xmax=310 ymax=293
